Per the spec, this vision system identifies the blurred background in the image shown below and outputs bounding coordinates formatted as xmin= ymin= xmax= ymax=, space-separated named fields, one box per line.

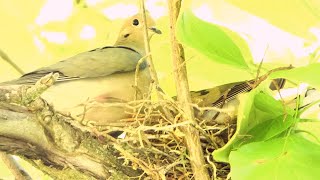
xmin=0 ymin=0 xmax=319 ymax=179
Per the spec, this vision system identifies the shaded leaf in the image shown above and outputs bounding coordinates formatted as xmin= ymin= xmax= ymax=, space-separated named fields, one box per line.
xmin=229 ymin=134 xmax=320 ymax=180
xmin=213 ymin=89 xmax=294 ymax=162
xmin=176 ymin=10 xmax=252 ymax=69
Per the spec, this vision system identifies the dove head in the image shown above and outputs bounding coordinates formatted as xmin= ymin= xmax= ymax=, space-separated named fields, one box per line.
xmin=114 ymin=13 xmax=161 ymax=55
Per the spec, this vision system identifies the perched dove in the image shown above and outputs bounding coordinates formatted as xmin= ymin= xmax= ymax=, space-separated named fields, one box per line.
xmin=1 ymin=13 xmax=161 ymax=125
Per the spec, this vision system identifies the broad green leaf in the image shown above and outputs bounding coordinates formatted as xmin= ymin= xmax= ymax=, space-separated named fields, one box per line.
xmin=176 ymin=10 xmax=252 ymax=69
xmin=213 ymin=89 xmax=293 ymax=162
xmin=185 ymin=47 xmax=253 ymax=89
xmin=154 ymin=18 xmax=252 ymax=95
xmin=270 ymin=63 xmax=320 ymax=89
xmin=254 ymin=92 xmax=295 ymax=118
xmin=297 ymin=122 xmax=320 ymax=144
xmin=213 ymin=89 xmax=256 ymax=162
xmin=229 ymin=134 xmax=320 ymax=180
xmin=247 ymin=115 xmax=295 ymax=142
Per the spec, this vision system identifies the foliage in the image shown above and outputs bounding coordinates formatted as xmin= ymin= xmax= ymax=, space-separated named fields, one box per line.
xmin=176 ymin=6 xmax=320 ymax=180
xmin=176 ymin=10 xmax=252 ymax=69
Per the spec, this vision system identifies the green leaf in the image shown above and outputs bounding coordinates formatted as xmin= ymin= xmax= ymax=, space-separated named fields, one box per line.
xmin=254 ymin=92 xmax=294 ymax=116
xmin=176 ymin=10 xmax=252 ymax=69
xmin=270 ymin=63 xmax=320 ymax=89
xmin=229 ymin=134 xmax=320 ymax=180
xmin=213 ymin=89 xmax=256 ymax=162
xmin=247 ymin=115 xmax=295 ymax=142
xmin=213 ymin=89 xmax=294 ymax=162
xmin=297 ymin=122 xmax=320 ymax=144
xmin=185 ymin=47 xmax=253 ymax=88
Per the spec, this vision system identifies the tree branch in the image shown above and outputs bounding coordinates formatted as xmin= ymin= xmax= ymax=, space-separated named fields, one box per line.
xmin=167 ymin=0 xmax=210 ymax=179
xmin=0 ymin=48 xmax=24 ymax=74
xmin=0 ymin=152 xmax=32 ymax=180
xmin=0 ymin=85 xmax=141 ymax=179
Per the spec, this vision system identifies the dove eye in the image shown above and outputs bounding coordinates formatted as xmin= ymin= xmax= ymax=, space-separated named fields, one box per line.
xmin=132 ymin=19 xmax=139 ymax=26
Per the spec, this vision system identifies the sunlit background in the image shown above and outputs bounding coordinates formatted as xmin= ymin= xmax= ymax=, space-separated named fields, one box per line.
xmin=0 ymin=0 xmax=319 ymax=178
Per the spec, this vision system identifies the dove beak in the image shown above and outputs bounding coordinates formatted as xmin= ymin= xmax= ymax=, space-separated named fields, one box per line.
xmin=149 ymin=27 xmax=162 ymax=34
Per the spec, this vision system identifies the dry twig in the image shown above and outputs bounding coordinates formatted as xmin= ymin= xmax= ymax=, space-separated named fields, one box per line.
xmin=167 ymin=0 xmax=210 ymax=179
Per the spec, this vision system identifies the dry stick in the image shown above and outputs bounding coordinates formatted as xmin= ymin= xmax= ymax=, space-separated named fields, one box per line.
xmin=113 ymin=143 xmax=159 ymax=179
xmin=0 ymin=151 xmax=32 ymax=180
xmin=139 ymin=1 xmax=160 ymax=96
xmin=0 ymin=48 xmax=24 ymax=74
xmin=167 ymin=0 xmax=210 ymax=179
xmin=254 ymin=45 xmax=269 ymax=82
xmin=139 ymin=0 xmax=174 ymax=123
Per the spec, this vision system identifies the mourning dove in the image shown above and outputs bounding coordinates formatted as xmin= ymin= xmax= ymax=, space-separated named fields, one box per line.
xmin=1 ymin=13 xmax=161 ymax=125
xmin=190 ymin=78 xmax=286 ymax=124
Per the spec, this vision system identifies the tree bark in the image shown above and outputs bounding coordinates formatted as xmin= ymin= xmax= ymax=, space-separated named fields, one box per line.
xmin=0 ymin=85 xmax=141 ymax=179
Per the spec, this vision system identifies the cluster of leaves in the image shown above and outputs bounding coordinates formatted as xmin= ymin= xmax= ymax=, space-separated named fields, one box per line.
xmin=176 ymin=10 xmax=320 ymax=179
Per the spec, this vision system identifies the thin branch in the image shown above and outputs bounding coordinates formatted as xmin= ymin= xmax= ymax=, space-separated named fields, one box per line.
xmin=0 ymin=152 xmax=32 ymax=180
xmin=0 ymin=48 xmax=24 ymax=75
xmin=255 ymin=44 xmax=269 ymax=82
xmin=167 ymin=0 xmax=210 ymax=179
xmin=139 ymin=0 xmax=174 ymax=122
xmin=113 ymin=143 xmax=160 ymax=179
xmin=139 ymin=0 xmax=160 ymax=96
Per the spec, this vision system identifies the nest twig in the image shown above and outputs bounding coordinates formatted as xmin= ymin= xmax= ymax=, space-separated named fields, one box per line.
xmin=96 ymin=98 xmax=234 ymax=179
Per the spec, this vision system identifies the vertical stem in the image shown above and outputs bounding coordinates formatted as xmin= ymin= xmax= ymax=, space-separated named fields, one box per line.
xmin=167 ymin=0 xmax=210 ymax=179
xmin=139 ymin=0 xmax=174 ymax=121
xmin=0 ymin=152 xmax=32 ymax=180
xmin=139 ymin=0 xmax=160 ymax=94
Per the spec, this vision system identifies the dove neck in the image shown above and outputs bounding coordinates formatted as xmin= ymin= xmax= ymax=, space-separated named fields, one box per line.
xmin=114 ymin=41 xmax=146 ymax=55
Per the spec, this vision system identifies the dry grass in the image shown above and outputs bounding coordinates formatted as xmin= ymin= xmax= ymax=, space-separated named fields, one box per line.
xmin=94 ymin=99 xmax=235 ymax=179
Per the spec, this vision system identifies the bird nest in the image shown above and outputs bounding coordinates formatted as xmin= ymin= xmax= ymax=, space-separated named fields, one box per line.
xmin=95 ymin=99 xmax=235 ymax=179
